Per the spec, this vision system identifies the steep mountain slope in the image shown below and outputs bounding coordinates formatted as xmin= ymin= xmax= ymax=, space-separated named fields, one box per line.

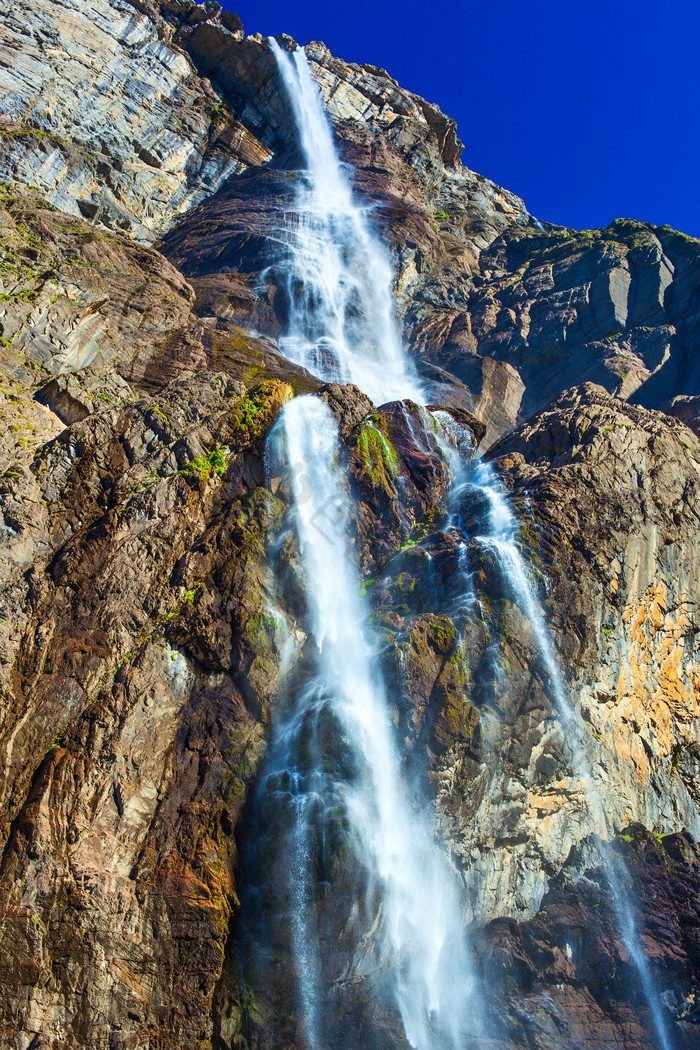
xmin=0 ymin=3 xmax=698 ymax=1049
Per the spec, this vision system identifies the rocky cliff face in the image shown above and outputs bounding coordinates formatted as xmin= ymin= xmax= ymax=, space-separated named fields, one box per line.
xmin=439 ymin=385 xmax=700 ymax=922
xmin=0 ymin=0 xmax=262 ymax=241
xmin=1 ymin=3 xmax=700 ymax=1049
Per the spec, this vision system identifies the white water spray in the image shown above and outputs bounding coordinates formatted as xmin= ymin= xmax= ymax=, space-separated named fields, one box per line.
xmin=270 ymin=40 xmax=422 ymax=404
xmin=255 ymin=41 xmax=483 ymax=1048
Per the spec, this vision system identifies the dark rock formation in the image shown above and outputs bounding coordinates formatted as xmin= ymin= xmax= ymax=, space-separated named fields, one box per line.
xmin=476 ymin=827 xmax=700 ymax=1049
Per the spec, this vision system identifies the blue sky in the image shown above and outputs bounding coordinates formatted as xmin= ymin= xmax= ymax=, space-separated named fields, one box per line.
xmin=220 ymin=1 xmax=700 ymax=237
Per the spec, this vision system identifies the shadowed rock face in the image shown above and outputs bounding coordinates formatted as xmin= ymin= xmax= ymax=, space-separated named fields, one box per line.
xmin=474 ymin=827 xmax=700 ymax=1050
xmin=0 ymin=2 xmax=699 ymax=1048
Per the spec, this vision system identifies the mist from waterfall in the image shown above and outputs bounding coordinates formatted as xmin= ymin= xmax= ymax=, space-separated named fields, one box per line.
xmin=436 ymin=427 xmax=674 ymax=1050
xmin=269 ymin=40 xmax=422 ymax=404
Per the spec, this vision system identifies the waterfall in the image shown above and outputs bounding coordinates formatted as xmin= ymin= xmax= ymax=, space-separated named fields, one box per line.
xmin=269 ymin=39 xmax=422 ymax=404
xmin=235 ymin=40 xmax=483 ymax=1050
xmin=257 ymin=397 xmax=482 ymax=1048
xmin=239 ymin=35 xmax=675 ymax=1050
xmin=448 ymin=446 xmax=674 ymax=1050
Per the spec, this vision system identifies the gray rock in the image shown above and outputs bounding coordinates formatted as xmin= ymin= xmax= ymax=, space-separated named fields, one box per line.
xmin=0 ymin=0 xmax=255 ymax=241
xmin=35 ymin=368 xmax=132 ymax=424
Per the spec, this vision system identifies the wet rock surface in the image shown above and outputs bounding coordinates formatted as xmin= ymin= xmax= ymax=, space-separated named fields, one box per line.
xmin=0 ymin=2 xmax=699 ymax=1048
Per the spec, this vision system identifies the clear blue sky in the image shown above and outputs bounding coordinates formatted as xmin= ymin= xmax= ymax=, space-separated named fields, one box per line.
xmin=221 ymin=0 xmax=700 ymax=237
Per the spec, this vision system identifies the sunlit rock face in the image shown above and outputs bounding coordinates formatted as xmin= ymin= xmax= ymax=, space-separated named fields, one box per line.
xmin=419 ymin=221 xmax=700 ymax=448
xmin=414 ymin=385 xmax=700 ymax=921
xmin=0 ymin=0 xmax=269 ymax=241
xmin=0 ymin=2 xmax=699 ymax=1048
xmin=496 ymin=388 xmax=700 ymax=829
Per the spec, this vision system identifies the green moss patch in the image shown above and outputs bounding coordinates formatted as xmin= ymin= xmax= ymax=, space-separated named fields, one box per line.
xmin=355 ymin=415 xmax=399 ymax=489
xmin=181 ymin=447 xmax=229 ymax=481
xmin=231 ymin=379 xmax=294 ymax=444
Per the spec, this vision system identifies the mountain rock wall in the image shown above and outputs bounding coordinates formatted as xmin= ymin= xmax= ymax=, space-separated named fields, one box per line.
xmin=0 ymin=3 xmax=699 ymax=1048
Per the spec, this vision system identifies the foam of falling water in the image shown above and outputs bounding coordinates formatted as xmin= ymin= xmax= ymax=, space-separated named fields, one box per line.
xmin=289 ymin=793 xmax=324 ymax=1050
xmin=441 ymin=438 xmax=674 ymax=1050
xmin=269 ymin=40 xmax=422 ymax=404
xmin=262 ymin=396 xmax=482 ymax=1049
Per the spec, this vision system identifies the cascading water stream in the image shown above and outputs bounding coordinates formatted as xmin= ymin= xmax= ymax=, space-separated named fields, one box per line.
xmin=474 ymin=460 xmax=673 ymax=1050
xmin=260 ymin=397 xmax=482 ymax=1049
xmin=269 ymin=39 xmax=422 ymax=405
xmin=237 ymin=40 xmax=483 ymax=1050
xmin=241 ymin=35 xmax=674 ymax=1050
xmin=435 ymin=431 xmax=674 ymax=1049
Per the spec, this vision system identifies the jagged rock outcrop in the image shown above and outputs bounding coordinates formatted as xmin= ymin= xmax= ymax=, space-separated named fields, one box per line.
xmin=0 ymin=0 xmax=269 ymax=241
xmin=412 ymin=220 xmax=700 ymax=445
xmin=0 ymin=181 xmax=314 ymax=475
xmin=0 ymin=2 xmax=700 ymax=1048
